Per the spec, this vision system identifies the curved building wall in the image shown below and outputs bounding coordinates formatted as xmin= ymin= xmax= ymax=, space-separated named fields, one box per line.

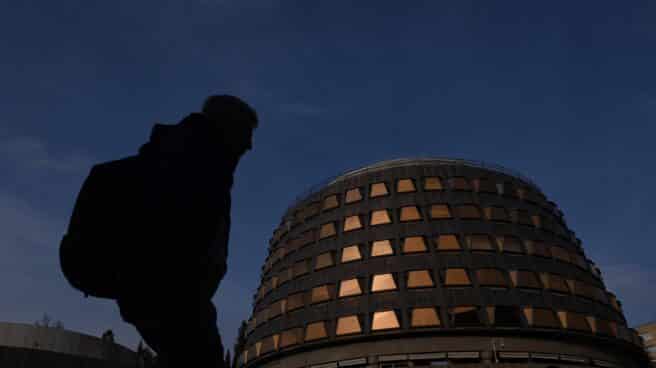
xmin=0 ymin=322 xmax=137 ymax=367
xmin=239 ymin=159 xmax=648 ymax=368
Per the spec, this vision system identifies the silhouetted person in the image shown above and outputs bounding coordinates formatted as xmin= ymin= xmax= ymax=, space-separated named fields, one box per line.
xmin=60 ymin=95 xmax=257 ymax=368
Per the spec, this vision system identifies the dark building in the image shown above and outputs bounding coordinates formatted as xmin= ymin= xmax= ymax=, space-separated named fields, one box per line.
xmin=237 ymin=159 xmax=649 ymax=368
xmin=0 ymin=322 xmax=142 ymax=368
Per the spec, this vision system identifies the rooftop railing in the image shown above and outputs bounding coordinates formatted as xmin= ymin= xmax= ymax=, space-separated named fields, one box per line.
xmin=285 ymin=157 xmax=541 ymax=215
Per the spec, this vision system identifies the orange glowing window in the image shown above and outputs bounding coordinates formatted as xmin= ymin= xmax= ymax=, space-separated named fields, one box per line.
xmin=397 ymin=178 xmax=416 ymax=193
xmin=435 ymin=235 xmax=461 ymax=251
xmin=343 ymin=215 xmax=363 ymax=232
xmin=371 ymin=310 xmax=400 ymax=331
xmin=319 ymin=222 xmax=337 ymax=239
xmin=370 ymin=209 xmax=392 ymax=226
xmin=305 ymin=321 xmax=328 ymax=341
xmin=371 ymin=240 xmax=394 ymax=257
xmin=424 ymin=177 xmax=444 ymax=191
xmin=322 ymin=194 xmax=339 ymax=210
xmin=370 ymin=182 xmax=389 ymax=198
xmin=345 ymin=188 xmax=363 ymax=203
xmin=402 ymin=236 xmax=427 ymax=253
xmin=411 ymin=307 xmax=441 ymax=327
xmin=407 ymin=270 xmax=434 ymax=288
xmin=444 ymin=269 xmax=471 ymax=286
xmin=341 ymin=245 xmax=362 ymax=263
xmin=430 ymin=204 xmax=451 ymax=219
xmin=400 ymin=206 xmax=422 ymax=222
xmin=371 ymin=273 xmax=397 ymax=292
xmin=338 ymin=278 xmax=362 ymax=298
xmin=336 ymin=315 xmax=361 ymax=335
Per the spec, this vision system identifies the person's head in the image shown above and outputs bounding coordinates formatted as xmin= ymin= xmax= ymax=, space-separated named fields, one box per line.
xmin=200 ymin=94 xmax=258 ymax=155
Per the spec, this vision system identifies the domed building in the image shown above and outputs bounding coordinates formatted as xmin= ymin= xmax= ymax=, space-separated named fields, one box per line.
xmin=237 ymin=158 xmax=648 ymax=368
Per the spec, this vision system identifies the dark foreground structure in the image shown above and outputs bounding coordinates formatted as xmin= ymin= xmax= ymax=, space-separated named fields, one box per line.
xmin=0 ymin=322 xmax=141 ymax=368
xmin=237 ymin=158 xmax=648 ymax=368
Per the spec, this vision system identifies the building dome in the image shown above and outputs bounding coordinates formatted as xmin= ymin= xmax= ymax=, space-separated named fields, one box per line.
xmin=238 ymin=158 xmax=648 ymax=368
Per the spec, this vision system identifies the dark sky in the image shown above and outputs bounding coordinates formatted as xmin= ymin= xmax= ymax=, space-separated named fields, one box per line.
xmin=1 ymin=0 xmax=655 ymax=353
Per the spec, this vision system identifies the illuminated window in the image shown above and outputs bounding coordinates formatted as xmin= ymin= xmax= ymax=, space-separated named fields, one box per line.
xmin=286 ymin=292 xmax=305 ymax=312
xmin=456 ymin=205 xmax=481 ymax=219
xmin=484 ymin=207 xmax=508 ymax=222
xmin=268 ymin=299 xmax=286 ymax=319
xmin=322 ymin=194 xmax=339 ymax=210
xmin=336 ymin=315 xmax=361 ymax=335
xmin=370 ymin=209 xmax=392 ymax=225
xmin=449 ymin=177 xmax=470 ymax=191
xmin=467 ymin=234 xmax=494 ymax=251
xmin=341 ymin=245 xmax=362 ymax=263
xmin=343 ymin=215 xmax=363 ymax=232
xmin=371 ymin=240 xmax=394 ymax=257
xmin=539 ymin=273 xmax=570 ymax=294
xmin=449 ymin=306 xmax=480 ymax=327
xmin=339 ymin=278 xmax=362 ymax=297
xmin=476 ymin=269 xmax=508 ymax=288
xmin=523 ymin=307 xmax=561 ymax=329
xmin=407 ymin=270 xmax=434 ymax=288
xmin=531 ymin=215 xmax=542 ymax=228
xmin=345 ymin=188 xmax=363 ymax=203
xmin=305 ymin=321 xmax=328 ymax=341
xmin=515 ymin=187 xmax=526 ymax=200
xmin=411 ymin=307 xmax=441 ymax=327
xmin=311 ymin=285 xmax=333 ymax=304
xmin=510 ymin=271 xmax=541 ymax=289
xmin=551 ymin=246 xmax=571 ymax=263
xmin=319 ymin=222 xmax=337 ymax=239
xmin=402 ymin=236 xmax=427 ymax=253
xmin=370 ymin=182 xmax=389 ymax=198
xmin=293 ymin=259 xmax=309 ymax=278
xmin=424 ymin=177 xmax=443 ymax=191
xmin=430 ymin=204 xmax=452 ymax=219
xmin=279 ymin=328 xmax=302 ymax=348
xmin=397 ymin=178 xmax=416 ymax=193
xmin=486 ymin=306 xmax=521 ymax=327
xmin=474 ymin=178 xmax=497 ymax=193
xmin=372 ymin=310 xmax=400 ymax=331
xmin=496 ymin=236 xmax=523 ymax=253
xmin=435 ymin=234 xmax=461 ymax=251
xmin=371 ymin=273 xmax=397 ymax=292
xmin=315 ymin=252 xmax=334 ymax=270
xmin=400 ymin=206 xmax=422 ymax=222
xmin=444 ymin=269 xmax=471 ymax=286
xmin=558 ymin=311 xmax=591 ymax=332
xmin=525 ymin=240 xmax=551 ymax=258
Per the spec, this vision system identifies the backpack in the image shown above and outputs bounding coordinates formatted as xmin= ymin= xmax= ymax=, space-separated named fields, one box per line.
xmin=59 ymin=156 xmax=142 ymax=299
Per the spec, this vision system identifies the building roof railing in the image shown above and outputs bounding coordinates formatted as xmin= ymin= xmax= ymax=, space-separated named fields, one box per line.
xmin=286 ymin=157 xmax=541 ymax=215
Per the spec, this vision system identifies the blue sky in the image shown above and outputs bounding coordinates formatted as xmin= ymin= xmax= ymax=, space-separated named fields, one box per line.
xmin=1 ymin=0 xmax=655 ymax=353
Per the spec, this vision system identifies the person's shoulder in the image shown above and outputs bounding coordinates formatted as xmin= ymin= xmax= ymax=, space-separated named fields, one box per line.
xmin=178 ymin=112 xmax=210 ymax=126
xmin=90 ymin=155 xmax=140 ymax=177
